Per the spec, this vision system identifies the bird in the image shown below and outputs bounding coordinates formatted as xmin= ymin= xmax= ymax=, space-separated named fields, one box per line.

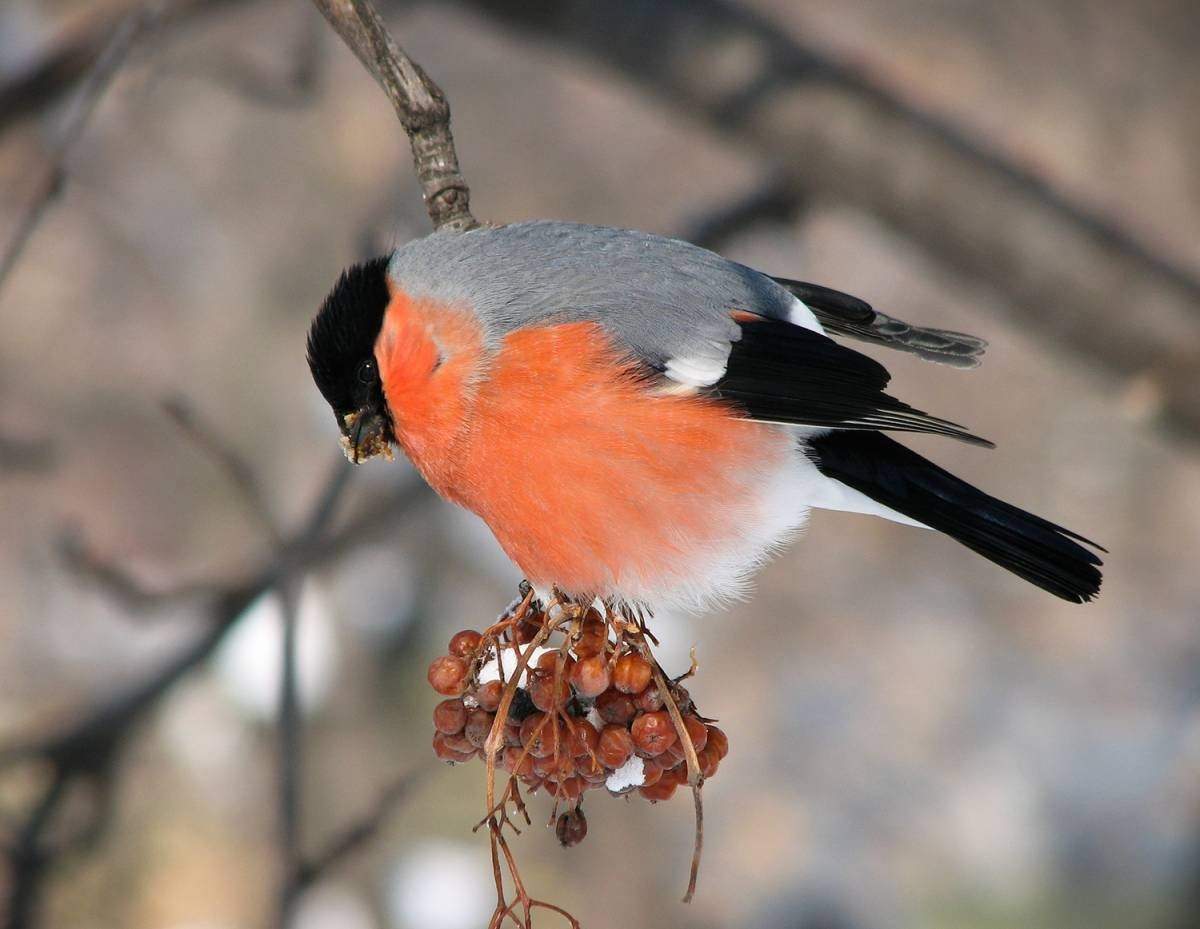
xmin=306 ymin=220 xmax=1103 ymax=611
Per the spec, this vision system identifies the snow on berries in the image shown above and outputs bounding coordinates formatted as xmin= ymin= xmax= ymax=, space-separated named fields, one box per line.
xmin=424 ymin=598 xmax=727 ymax=839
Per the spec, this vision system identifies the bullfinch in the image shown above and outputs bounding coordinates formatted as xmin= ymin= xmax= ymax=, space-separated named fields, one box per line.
xmin=306 ymin=221 xmax=1103 ymax=610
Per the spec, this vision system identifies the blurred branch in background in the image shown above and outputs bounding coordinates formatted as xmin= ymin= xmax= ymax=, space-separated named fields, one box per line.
xmin=0 ymin=6 xmax=155 ymax=292
xmin=0 ymin=412 xmax=429 ymax=929
xmin=464 ymin=0 xmax=1200 ymax=441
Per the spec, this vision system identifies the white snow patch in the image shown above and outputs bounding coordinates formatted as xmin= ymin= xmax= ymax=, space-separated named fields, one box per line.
xmin=605 ymin=754 xmax=645 ymax=792
xmin=477 ymin=645 xmax=552 ymax=684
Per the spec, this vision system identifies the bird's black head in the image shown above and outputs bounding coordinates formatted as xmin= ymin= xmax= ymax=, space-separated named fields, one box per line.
xmin=306 ymin=255 xmax=396 ymax=462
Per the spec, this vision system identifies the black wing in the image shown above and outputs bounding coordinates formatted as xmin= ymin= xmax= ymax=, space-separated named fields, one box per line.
xmin=772 ymin=277 xmax=987 ymax=369
xmin=711 ymin=315 xmax=994 ymax=447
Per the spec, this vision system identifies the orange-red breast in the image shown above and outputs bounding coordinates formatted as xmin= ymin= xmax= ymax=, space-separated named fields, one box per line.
xmin=306 ymin=221 xmax=1103 ymax=609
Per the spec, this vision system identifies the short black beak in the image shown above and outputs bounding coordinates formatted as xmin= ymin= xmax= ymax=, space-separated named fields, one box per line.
xmin=340 ymin=408 xmax=392 ymax=464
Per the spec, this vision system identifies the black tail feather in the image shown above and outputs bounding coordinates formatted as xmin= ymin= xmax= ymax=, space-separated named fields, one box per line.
xmin=806 ymin=432 xmax=1104 ymax=603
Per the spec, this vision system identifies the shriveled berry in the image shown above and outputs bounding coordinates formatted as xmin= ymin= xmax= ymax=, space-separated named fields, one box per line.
xmin=597 ymin=725 xmax=635 ymax=769
xmin=565 ymin=719 xmax=600 ymax=758
xmin=528 ymin=668 xmax=572 ymax=712
xmin=706 ymin=725 xmax=729 ymax=759
xmin=532 ymin=753 xmax=560 ymax=778
xmin=427 ymin=655 xmax=469 ymax=696
xmin=671 ymin=685 xmax=693 ymax=713
xmin=504 ymin=722 xmax=524 ymax=747
xmin=630 ymin=711 xmax=677 ymax=757
xmin=681 ymin=715 xmax=709 ymax=753
xmin=556 ymin=807 xmax=588 ymax=847
xmin=433 ymin=732 xmax=475 ymax=764
xmin=448 ymin=629 xmax=483 ymax=658
xmin=569 ymin=655 xmax=611 ymax=697
xmin=474 ymin=680 xmax=503 ymax=713
xmin=612 ymin=654 xmax=653 ymax=694
xmin=633 ymin=682 xmax=664 ymax=712
xmin=595 ymin=689 xmax=636 ymax=725
xmin=574 ymin=614 xmax=608 ymax=659
xmin=464 ymin=709 xmax=495 ymax=749
xmin=433 ymin=699 xmax=467 ymax=735
xmin=639 ymin=780 xmax=677 ymax=802
xmin=697 ymin=745 xmax=720 ymax=778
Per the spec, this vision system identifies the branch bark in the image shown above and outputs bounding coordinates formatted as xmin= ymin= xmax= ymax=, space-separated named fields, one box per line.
xmin=309 ymin=0 xmax=478 ymax=231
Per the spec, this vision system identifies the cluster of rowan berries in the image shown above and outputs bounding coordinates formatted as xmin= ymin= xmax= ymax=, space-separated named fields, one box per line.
xmin=426 ymin=604 xmax=728 ymax=845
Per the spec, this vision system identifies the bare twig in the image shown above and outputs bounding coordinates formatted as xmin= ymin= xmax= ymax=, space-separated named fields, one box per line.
xmin=685 ymin=178 xmax=806 ymax=252
xmin=276 ymin=579 xmax=302 ymax=929
xmin=0 ymin=433 xmax=55 ymax=474
xmin=164 ymin=396 xmax=281 ymax=544
xmin=291 ymin=768 xmax=424 ymax=890
xmin=0 ymin=0 xmax=245 ymax=133
xmin=308 ymin=0 xmax=478 ymax=232
xmin=0 ymin=8 xmax=155 ymax=293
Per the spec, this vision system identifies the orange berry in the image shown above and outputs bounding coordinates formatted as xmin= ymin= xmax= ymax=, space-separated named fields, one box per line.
xmin=448 ymin=629 xmax=483 ymax=658
xmin=528 ymin=668 xmax=571 ymax=712
xmin=661 ymin=741 xmax=686 ymax=768
xmin=681 ymin=715 xmax=709 ymax=753
xmin=640 ymin=758 xmax=664 ymax=788
xmin=441 ymin=730 xmax=474 ymax=754
xmin=639 ymin=780 xmax=677 ymax=802
xmin=595 ymin=689 xmax=636 ymax=725
xmin=432 ymin=732 xmax=475 ymax=764
xmin=597 ymin=725 xmax=635 ymax=769
xmin=630 ymin=711 xmax=677 ymax=757
xmin=569 ymin=655 xmax=611 ymax=697
xmin=433 ymin=699 xmax=467 ymax=735
xmin=663 ymin=763 xmax=690 ymax=787
xmin=504 ymin=721 xmax=524 ymax=747
xmin=502 ymin=746 xmax=534 ymax=777
xmin=536 ymin=650 xmax=574 ymax=675
xmin=473 ymin=680 xmax=503 ymax=713
xmin=519 ymin=712 xmax=559 ymax=758
xmin=554 ymin=776 xmax=584 ymax=804
xmin=566 ymin=719 xmax=599 ymax=758
xmin=697 ymin=745 xmax=720 ymax=778
xmin=427 ymin=655 xmax=469 ymax=696
xmin=577 ymin=754 xmax=605 ymax=781
xmin=612 ymin=654 xmax=653 ymax=694
xmin=633 ymin=682 xmax=664 ymax=712
xmin=706 ymin=725 xmax=729 ymax=759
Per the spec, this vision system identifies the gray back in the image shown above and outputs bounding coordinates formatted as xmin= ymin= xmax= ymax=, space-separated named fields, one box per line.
xmin=386 ymin=221 xmax=795 ymax=370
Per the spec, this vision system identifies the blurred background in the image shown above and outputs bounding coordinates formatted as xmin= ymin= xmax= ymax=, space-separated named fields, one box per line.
xmin=1 ymin=1 xmax=1198 ymax=928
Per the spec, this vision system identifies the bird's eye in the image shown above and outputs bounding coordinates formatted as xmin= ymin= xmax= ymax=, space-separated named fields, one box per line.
xmin=356 ymin=359 xmax=376 ymax=384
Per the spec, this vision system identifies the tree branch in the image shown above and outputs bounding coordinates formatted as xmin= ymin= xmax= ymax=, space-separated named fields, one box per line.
xmin=0 ymin=8 xmax=155 ymax=293
xmin=309 ymin=0 xmax=478 ymax=231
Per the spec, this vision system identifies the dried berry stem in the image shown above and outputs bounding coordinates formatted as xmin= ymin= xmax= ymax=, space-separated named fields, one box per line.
xmin=642 ymin=636 xmax=705 ymax=902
